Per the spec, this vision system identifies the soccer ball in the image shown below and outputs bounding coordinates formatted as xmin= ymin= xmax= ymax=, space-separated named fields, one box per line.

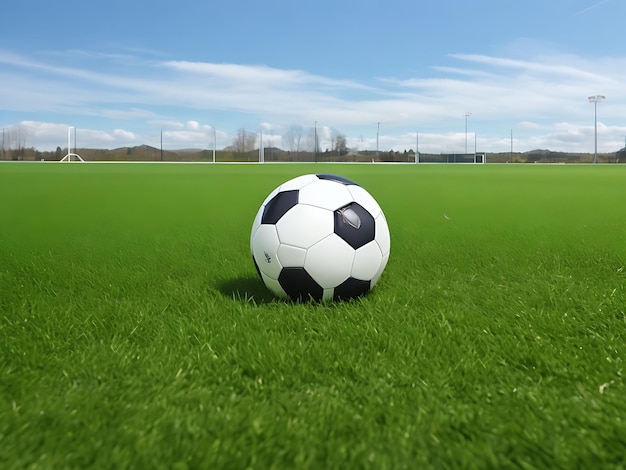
xmin=250 ymin=173 xmax=390 ymax=301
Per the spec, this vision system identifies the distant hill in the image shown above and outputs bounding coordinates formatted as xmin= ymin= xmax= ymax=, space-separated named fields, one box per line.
xmin=3 ymin=145 xmax=624 ymax=163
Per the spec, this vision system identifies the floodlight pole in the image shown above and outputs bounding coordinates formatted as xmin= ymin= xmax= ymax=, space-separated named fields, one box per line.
xmin=588 ymin=95 xmax=605 ymax=164
xmin=474 ymin=132 xmax=477 ymax=163
xmin=416 ymin=131 xmax=419 ymax=164
xmin=464 ymin=112 xmax=471 ymax=154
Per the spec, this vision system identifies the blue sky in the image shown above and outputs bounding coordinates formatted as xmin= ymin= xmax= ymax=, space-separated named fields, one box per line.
xmin=1 ymin=0 xmax=624 ymax=153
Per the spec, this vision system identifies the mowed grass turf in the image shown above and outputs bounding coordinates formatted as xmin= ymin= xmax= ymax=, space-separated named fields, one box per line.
xmin=1 ymin=162 xmax=625 ymax=468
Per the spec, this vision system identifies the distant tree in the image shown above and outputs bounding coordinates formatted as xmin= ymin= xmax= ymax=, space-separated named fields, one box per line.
xmin=335 ymin=134 xmax=348 ymax=155
xmin=283 ymin=125 xmax=303 ymax=157
xmin=55 ymin=146 xmax=63 ymax=160
xmin=306 ymin=127 xmax=319 ymax=155
xmin=232 ymin=128 xmax=256 ymax=154
xmin=7 ymin=124 xmax=28 ymax=160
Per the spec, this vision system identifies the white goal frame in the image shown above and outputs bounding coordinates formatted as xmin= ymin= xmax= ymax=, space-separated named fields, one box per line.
xmin=61 ymin=126 xmax=84 ymax=162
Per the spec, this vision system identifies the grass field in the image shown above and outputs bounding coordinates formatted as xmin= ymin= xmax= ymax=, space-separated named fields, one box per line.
xmin=1 ymin=162 xmax=626 ymax=468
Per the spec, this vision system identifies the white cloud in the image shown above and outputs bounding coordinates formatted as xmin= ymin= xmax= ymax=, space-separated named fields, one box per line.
xmin=101 ymin=108 xmax=157 ymax=120
xmin=1 ymin=49 xmax=625 ymax=153
xmin=112 ymin=129 xmax=136 ymax=140
xmin=448 ymin=53 xmax=608 ymax=82
xmin=148 ymin=120 xmax=186 ymax=129
xmin=519 ymin=121 xmax=540 ymax=130
xmin=160 ymin=60 xmax=370 ymax=90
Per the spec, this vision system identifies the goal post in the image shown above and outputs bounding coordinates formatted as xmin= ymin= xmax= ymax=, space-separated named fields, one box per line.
xmin=60 ymin=126 xmax=84 ymax=162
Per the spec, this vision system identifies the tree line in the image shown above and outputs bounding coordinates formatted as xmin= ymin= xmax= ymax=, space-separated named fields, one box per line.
xmin=1 ymin=124 xmax=29 ymax=160
xmin=226 ymin=126 xmax=348 ymax=159
xmin=0 ymin=123 xmax=351 ymax=161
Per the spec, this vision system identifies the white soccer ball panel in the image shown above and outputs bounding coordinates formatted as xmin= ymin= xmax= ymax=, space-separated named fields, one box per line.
xmin=298 ymin=179 xmax=354 ymax=211
xmin=279 ymin=174 xmax=319 ymax=192
xmin=276 ymin=204 xmax=333 ymax=249
xmin=277 ymin=244 xmax=307 ymax=267
xmin=371 ymin=252 xmax=390 ymax=288
xmin=352 ymin=241 xmax=384 ymax=281
xmin=251 ymin=225 xmax=283 ymax=279
xmin=261 ymin=272 xmax=288 ymax=298
xmin=375 ymin=213 xmax=391 ymax=256
xmin=322 ymin=288 xmax=334 ymax=302
xmin=347 ymin=185 xmax=382 ymax=219
xmin=250 ymin=205 xmax=265 ymax=252
xmin=304 ymin=234 xmax=355 ymax=288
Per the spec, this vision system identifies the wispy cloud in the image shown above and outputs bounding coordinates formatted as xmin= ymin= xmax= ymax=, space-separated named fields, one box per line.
xmin=574 ymin=0 xmax=610 ymax=16
xmin=449 ymin=54 xmax=608 ymax=82
xmin=161 ymin=61 xmax=370 ymax=90
xmin=1 ymin=48 xmax=625 ymax=153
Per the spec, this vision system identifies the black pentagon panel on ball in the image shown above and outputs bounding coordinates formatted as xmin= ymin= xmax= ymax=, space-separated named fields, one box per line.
xmin=334 ymin=277 xmax=371 ymax=301
xmin=278 ymin=267 xmax=324 ymax=302
xmin=316 ymin=174 xmax=359 ymax=186
xmin=262 ymin=190 xmax=299 ymax=224
xmin=334 ymin=202 xmax=376 ymax=249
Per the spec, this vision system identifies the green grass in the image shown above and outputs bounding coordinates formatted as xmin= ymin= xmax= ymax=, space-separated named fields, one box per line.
xmin=1 ymin=162 xmax=625 ymax=469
